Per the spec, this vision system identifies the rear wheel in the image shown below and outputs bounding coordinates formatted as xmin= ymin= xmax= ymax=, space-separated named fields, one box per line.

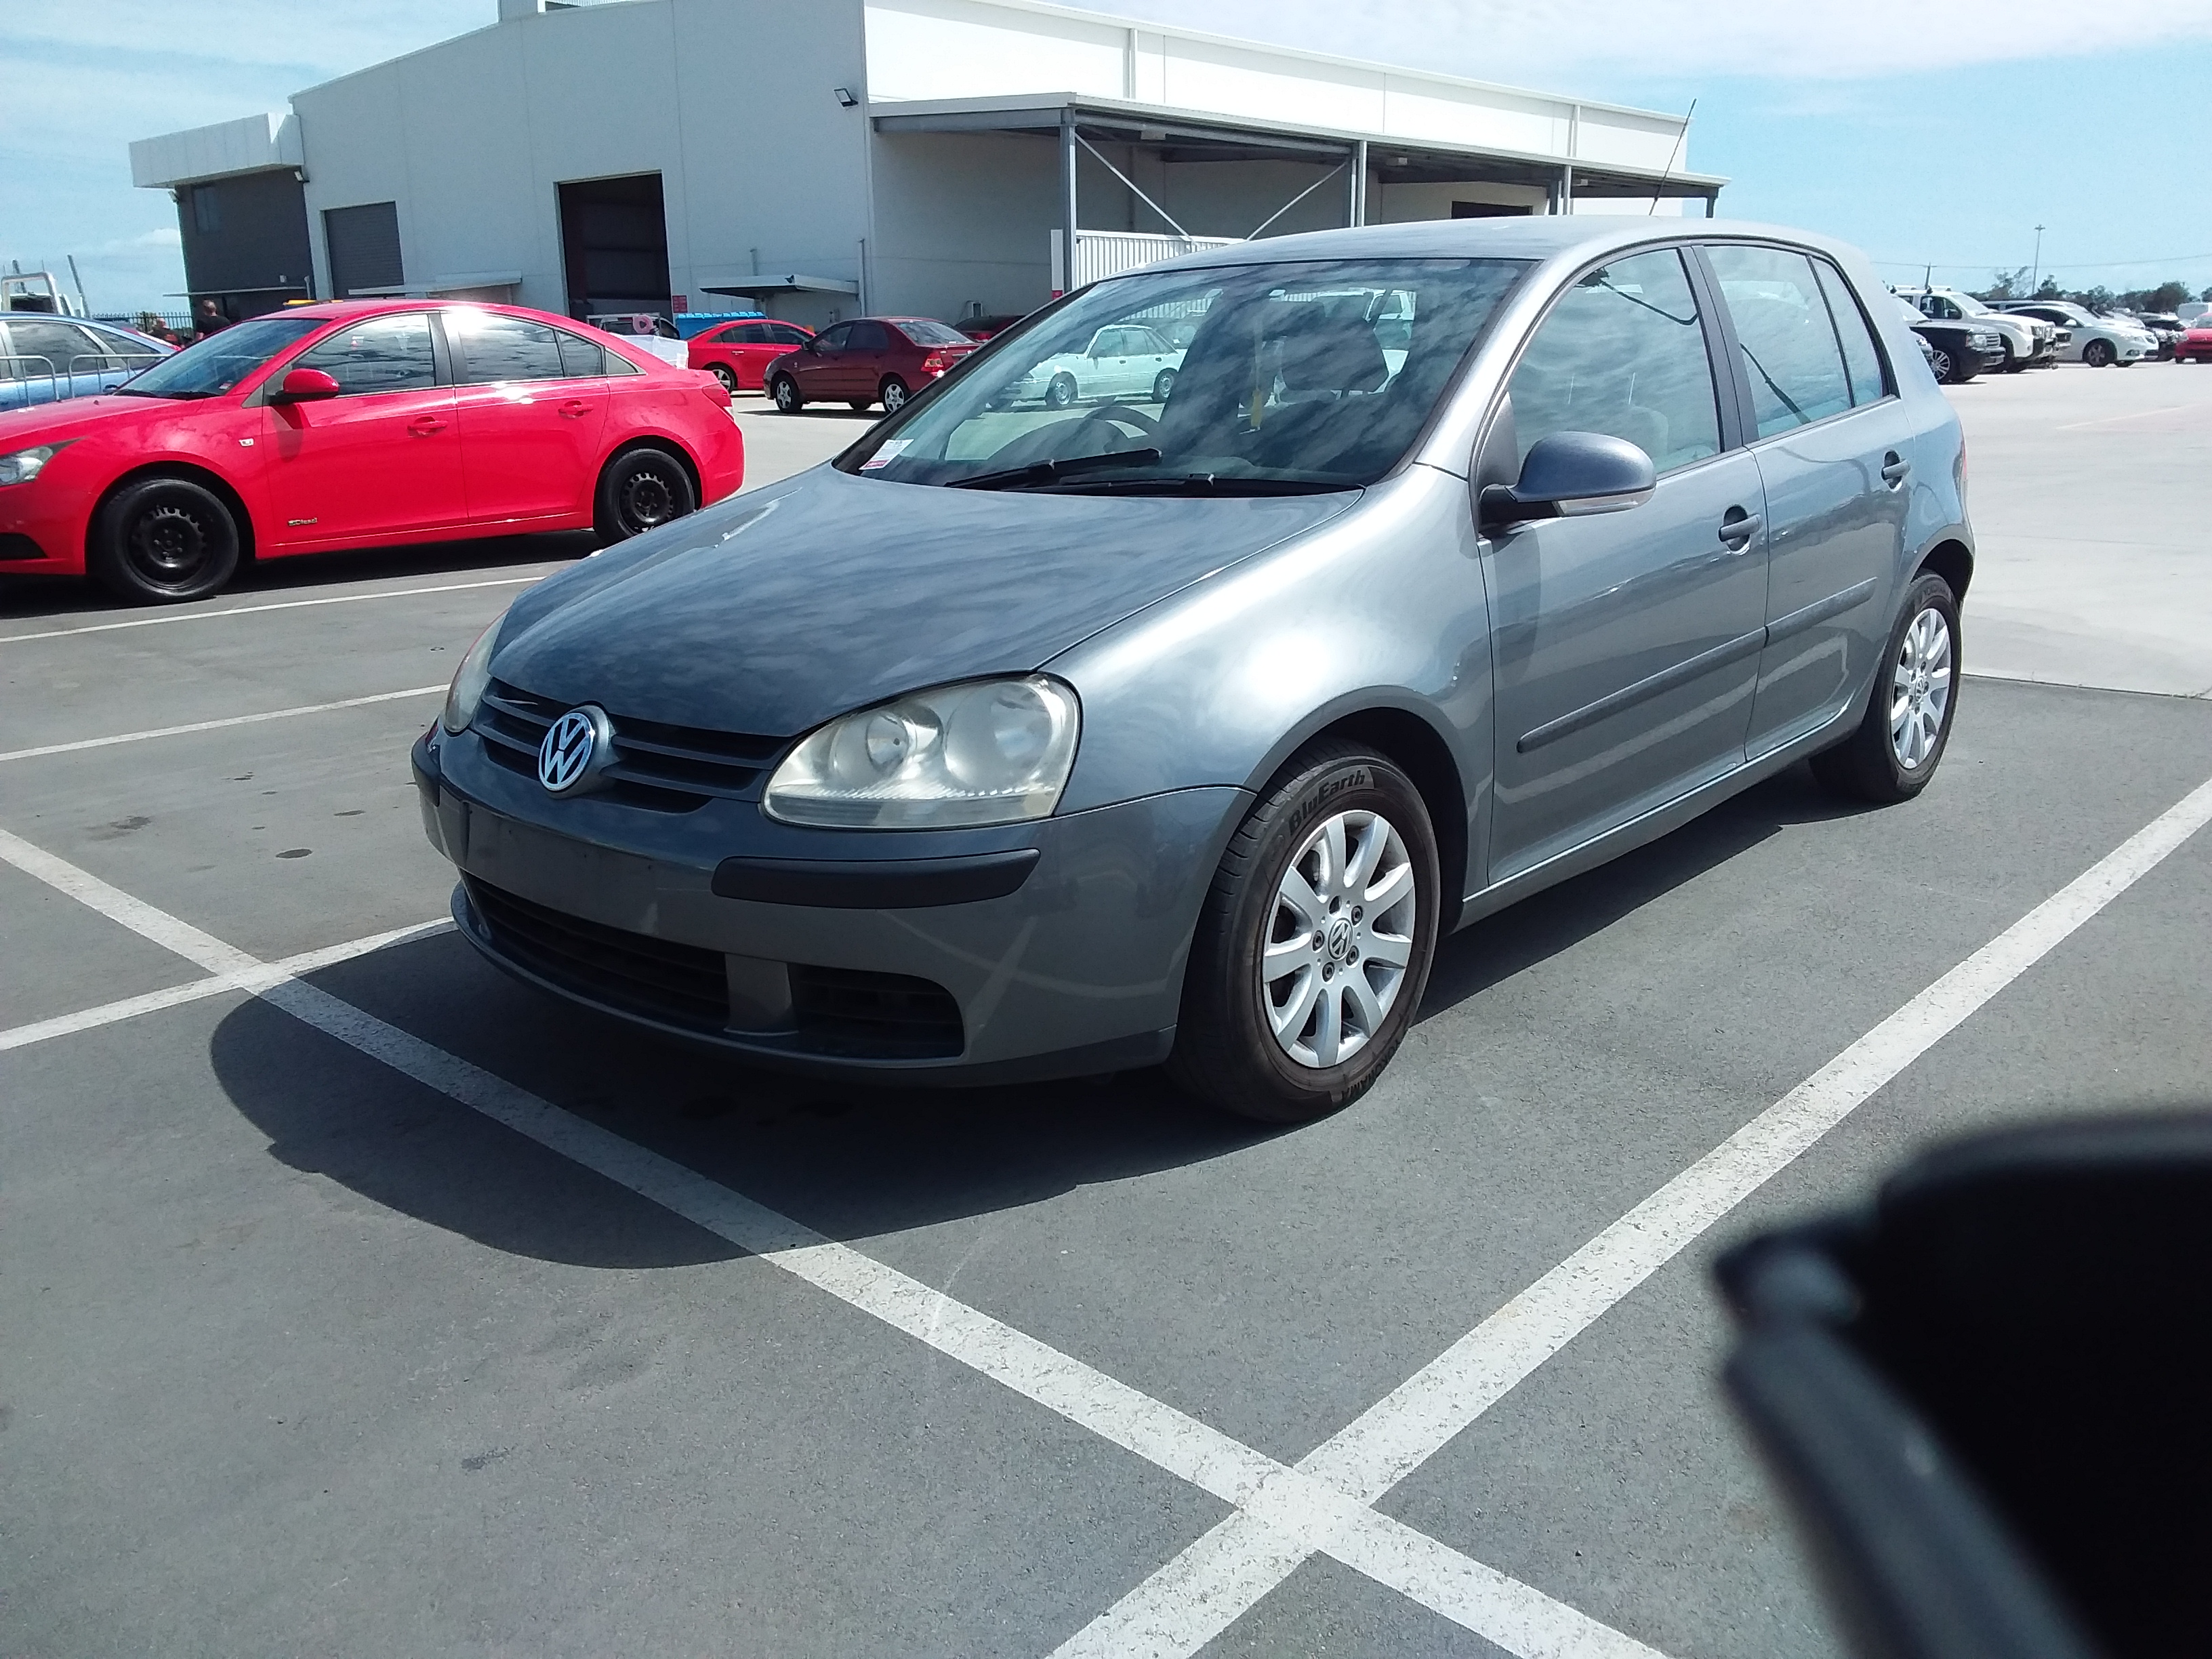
xmin=1810 ymin=572 xmax=1960 ymax=804
xmin=708 ymin=363 xmax=739 ymax=393
xmin=1151 ymin=367 xmax=1177 ymax=403
xmin=90 ymin=476 xmax=240 ymax=605
xmin=879 ymin=376 xmax=911 ymax=413
xmin=1045 ymin=372 xmax=1078 ymax=410
xmin=594 ymin=446 xmax=697 ymax=543
xmin=770 ymin=375 xmax=802 ymax=413
xmin=1168 ymin=742 xmax=1440 ymax=1123
xmin=2083 ymin=339 xmax=2115 ymax=368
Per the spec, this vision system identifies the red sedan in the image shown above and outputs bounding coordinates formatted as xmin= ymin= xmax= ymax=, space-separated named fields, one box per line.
xmin=687 ymin=318 xmax=817 ymax=392
xmin=764 ymin=316 xmax=979 ymax=414
xmin=2175 ymin=318 xmax=2212 ymax=364
xmin=0 ymin=298 xmax=743 ymax=605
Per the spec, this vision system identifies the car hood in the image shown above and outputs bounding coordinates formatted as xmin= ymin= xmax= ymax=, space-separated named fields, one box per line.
xmin=491 ymin=464 xmax=1359 ymax=738
xmin=0 ymin=391 xmax=181 ymax=448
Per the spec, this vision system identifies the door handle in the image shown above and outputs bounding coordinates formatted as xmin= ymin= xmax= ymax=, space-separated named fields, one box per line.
xmin=1881 ymin=453 xmax=1911 ymax=487
xmin=558 ymin=400 xmax=591 ymax=419
xmin=1719 ymin=510 xmax=1763 ymax=550
xmin=407 ymin=414 xmax=447 ymax=436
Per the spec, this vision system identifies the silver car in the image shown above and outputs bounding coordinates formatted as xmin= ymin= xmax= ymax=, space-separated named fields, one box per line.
xmin=416 ymin=218 xmax=1971 ymax=1122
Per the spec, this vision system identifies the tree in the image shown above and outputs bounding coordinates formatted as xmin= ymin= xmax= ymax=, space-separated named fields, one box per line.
xmin=1982 ymin=266 xmax=2030 ymax=300
xmin=2203 ymin=286 xmax=2212 ymax=304
xmin=2035 ymin=276 xmax=2064 ymax=299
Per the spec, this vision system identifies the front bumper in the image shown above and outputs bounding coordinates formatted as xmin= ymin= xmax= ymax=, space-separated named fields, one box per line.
xmin=413 ymin=726 xmax=1244 ymax=1081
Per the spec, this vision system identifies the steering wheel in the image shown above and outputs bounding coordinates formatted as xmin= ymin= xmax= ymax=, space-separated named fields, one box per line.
xmin=1078 ymin=403 xmax=1160 ymax=440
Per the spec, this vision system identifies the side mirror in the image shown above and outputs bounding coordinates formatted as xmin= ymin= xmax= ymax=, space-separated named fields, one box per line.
xmin=1479 ymin=431 xmax=1656 ymax=529
xmin=272 ymin=367 xmax=341 ymax=402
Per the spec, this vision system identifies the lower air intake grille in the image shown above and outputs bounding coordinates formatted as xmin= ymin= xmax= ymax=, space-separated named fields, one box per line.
xmin=789 ymin=964 xmax=964 ymax=1060
xmin=465 ymin=878 xmax=729 ymax=1031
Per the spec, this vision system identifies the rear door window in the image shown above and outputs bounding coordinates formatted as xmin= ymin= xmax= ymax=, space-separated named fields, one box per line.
xmin=1703 ymin=245 xmax=1853 ymax=438
xmin=448 ymin=312 xmax=568 ymax=383
xmin=1812 ymin=260 xmax=1888 ymax=406
xmin=848 ymin=321 xmax=893 ymax=352
xmin=553 ymin=329 xmax=607 ymax=377
xmin=1506 ymin=246 xmax=1722 ymax=474
xmin=292 ymin=311 xmax=438 ymax=394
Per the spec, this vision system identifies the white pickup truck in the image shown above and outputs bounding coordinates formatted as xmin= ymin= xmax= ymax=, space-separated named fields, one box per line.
xmin=1893 ymin=287 xmax=2057 ymax=372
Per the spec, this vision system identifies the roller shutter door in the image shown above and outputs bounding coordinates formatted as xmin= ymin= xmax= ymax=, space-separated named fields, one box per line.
xmin=325 ymin=203 xmax=404 ymax=297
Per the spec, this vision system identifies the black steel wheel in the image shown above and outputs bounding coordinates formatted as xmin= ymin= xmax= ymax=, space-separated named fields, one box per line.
xmin=594 ymin=447 xmax=697 ymax=543
xmin=89 ymin=475 xmax=241 ymax=605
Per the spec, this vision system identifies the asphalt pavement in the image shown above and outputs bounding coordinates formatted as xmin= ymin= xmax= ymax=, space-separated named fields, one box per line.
xmin=3 ymin=368 xmax=2208 ymax=1658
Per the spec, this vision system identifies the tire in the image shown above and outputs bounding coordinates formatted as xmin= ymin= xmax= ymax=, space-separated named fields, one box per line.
xmin=2083 ymin=339 xmax=2114 ymax=368
xmin=1168 ymin=741 xmax=1441 ymax=1123
xmin=1809 ymin=572 xmax=1961 ymax=804
xmin=708 ymin=363 xmax=739 ymax=393
xmin=1946 ymin=350 xmax=1980 ymax=385
xmin=1151 ymin=367 xmax=1176 ymax=403
xmin=593 ymin=446 xmax=698 ymax=543
xmin=848 ymin=399 xmax=874 ymax=412
xmin=2000 ymin=341 xmax=2024 ymax=373
xmin=89 ymin=475 xmax=240 ymax=605
xmin=879 ymin=376 xmax=911 ymax=414
xmin=1925 ymin=346 xmax=1955 ymax=383
xmin=1044 ymin=372 xmax=1078 ymax=410
xmin=770 ymin=375 xmax=802 ymax=413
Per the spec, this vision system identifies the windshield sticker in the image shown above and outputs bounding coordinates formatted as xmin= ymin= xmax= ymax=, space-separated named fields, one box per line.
xmin=861 ymin=439 xmax=912 ymax=471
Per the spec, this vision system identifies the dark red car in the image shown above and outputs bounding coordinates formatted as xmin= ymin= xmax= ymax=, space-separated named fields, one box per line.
xmin=2175 ymin=317 xmax=2212 ymax=364
xmin=687 ymin=317 xmax=817 ymax=392
xmin=0 ymin=298 xmax=742 ymax=604
xmin=764 ymin=316 xmax=979 ymax=415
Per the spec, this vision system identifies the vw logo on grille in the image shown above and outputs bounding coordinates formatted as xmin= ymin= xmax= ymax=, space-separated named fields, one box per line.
xmin=538 ymin=705 xmax=612 ymax=795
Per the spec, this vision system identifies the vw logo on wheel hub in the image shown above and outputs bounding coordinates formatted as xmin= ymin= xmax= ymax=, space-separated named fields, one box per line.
xmin=538 ymin=705 xmax=613 ymax=795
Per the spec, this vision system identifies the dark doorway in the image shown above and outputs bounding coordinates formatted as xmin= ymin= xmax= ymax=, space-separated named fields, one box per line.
xmin=1452 ymin=201 xmax=1531 ymax=218
xmin=557 ymin=173 xmax=671 ymax=319
xmin=324 ymin=201 xmax=403 ymax=299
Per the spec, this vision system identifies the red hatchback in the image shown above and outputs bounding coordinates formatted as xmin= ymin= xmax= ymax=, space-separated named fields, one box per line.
xmin=687 ymin=318 xmax=817 ymax=392
xmin=2175 ymin=317 xmax=2212 ymax=364
xmin=0 ymin=298 xmax=743 ymax=604
xmin=764 ymin=316 xmax=979 ymax=415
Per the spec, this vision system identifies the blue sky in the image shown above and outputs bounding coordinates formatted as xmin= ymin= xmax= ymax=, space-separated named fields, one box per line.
xmin=3 ymin=1 xmax=2207 ymax=315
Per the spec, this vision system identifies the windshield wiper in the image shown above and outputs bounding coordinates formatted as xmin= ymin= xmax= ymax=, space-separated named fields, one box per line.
xmin=1047 ymin=473 xmax=1349 ymax=497
xmin=110 ymin=387 xmax=212 ymax=399
xmin=947 ymin=448 xmax=1163 ymax=490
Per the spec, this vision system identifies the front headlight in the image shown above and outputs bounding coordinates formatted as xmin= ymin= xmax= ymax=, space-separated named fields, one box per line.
xmin=764 ymin=675 xmax=1080 ymax=830
xmin=0 ymin=443 xmax=70 ymax=486
xmin=441 ymin=613 xmax=507 ymax=734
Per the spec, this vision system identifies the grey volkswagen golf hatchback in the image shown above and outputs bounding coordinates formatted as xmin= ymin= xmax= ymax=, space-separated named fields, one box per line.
xmin=415 ymin=218 xmax=1969 ymax=1122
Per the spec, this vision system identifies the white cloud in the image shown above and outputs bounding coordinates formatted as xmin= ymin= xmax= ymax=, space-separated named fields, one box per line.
xmin=1084 ymin=0 xmax=2212 ymax=81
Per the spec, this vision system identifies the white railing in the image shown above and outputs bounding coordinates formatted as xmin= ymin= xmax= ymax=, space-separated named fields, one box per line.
xmin=1053 ymin=228 xmax=1244 ymax=292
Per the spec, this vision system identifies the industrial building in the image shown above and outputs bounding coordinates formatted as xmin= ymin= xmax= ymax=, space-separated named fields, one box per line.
xmin=129 ymin=0 xmax=1724 ymax=329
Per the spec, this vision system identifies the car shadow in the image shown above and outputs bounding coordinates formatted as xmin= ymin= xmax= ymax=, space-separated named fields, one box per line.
xmin=0 ymin=529 xmax=592 ymax=624
xmin=205 ymin=760 xmax=1877 ymax=1272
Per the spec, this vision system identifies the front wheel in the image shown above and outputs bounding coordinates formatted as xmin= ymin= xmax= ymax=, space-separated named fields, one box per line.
xmin=2000 ymin=342 xmax=2024 ymax=373
xmin=90 ymin=475 xmax=241 ymax=604
xmin=1810 ymin=572 xmax=1960 ymax=804
xmin=1168 ymin=743 xmax=1440 ymax=1123
xmin=594 ymin=447 xmax=697 ymax=543
xmin=770 ymin=375 xmax=803 ymax=413
xmin=1151 ymin=367 xmax=1177 ymax=403
xmin=879 ymin=376 xmax=911 ymax=413
xmin=1044 ymin=372 xmax=1078 ymax=410
xmin=1926 ymin=346 xmax=1956 ymax=383
xmin=2083 ymin=340 xmax=2115 ymax=368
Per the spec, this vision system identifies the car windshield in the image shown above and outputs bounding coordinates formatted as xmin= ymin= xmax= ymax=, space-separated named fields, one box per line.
xmin=840 ymin=257 xmax=1528 ymax=493
xmin=110 ymin=315 xmax=320 ymax=398
xmin=1950 ymin=292 xmax=1994 ymax=316
xmin=895 ymin=319 xmax=972 ymax=346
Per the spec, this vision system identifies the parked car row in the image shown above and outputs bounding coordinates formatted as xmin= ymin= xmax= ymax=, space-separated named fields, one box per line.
xmin=2173 ymin=315 xmax=2212 ymax=363
xmin=1991 ymin=300 xmax=2160 ymax=367
xmin=0 ymin=299 xmax=743 ymax=604
xmin=1894 ymin=287 xmax=2058 ymax=371
xmin=1897 ymin=297 xmax=2005 ymax=384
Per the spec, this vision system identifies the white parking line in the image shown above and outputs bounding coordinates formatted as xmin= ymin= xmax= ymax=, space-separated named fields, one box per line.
xmin=0 ymin=828 xmax=1666 ymax=1659
xmin=0 ymin=574 xmax=544 ymax=646
xmin=0 ymin=920 xmax=451 ymax=1054
xmin=1055 ymin=769 xmax=2212 ymax=1657
xmin=0 ymin=685 xmax=444 ymax=764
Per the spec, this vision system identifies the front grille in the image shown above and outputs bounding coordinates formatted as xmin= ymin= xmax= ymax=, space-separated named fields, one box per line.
xmin=467 ymin=878 xmax=968 ymax=1061
xmin=790 ymin=964 xmax=964 ymax=1059
xmin=465 ymin=877 xmax=731 ymax=1031
xmin=474 ymin=679 xmax=785 ymax=813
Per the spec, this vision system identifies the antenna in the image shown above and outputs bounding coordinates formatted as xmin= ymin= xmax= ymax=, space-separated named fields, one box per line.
xmin=1647 ymin=98 xmax=1696 ymax=216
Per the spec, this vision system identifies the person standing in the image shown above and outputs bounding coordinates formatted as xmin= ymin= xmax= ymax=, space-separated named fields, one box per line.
xmin=192 ymin=298 xmax=228 ymax=340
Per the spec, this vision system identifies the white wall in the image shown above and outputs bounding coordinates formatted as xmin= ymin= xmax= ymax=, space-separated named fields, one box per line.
xmin=867 ymin=131 xmax=1059 ymax=319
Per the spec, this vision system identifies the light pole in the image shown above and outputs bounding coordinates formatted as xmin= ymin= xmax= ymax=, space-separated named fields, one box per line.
xmin=2030 ymin=224 xmax=2045 ymax=296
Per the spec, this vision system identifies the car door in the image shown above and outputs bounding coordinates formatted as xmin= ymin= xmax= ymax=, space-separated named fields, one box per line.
xmin=846 ymin=320 xmax=895 ymax=398
xmin=262 ymin=310 xmax=468 ymax=544
xmin=1701 ymin=244 xmax=1917 ymax=755
xmin=1483 ymin=244 xmax=1770 ymax=882
xmin=444 ymin=310 xmax=609 ymax=527
xmin=797 ymin=321 xmax=854 ymax=399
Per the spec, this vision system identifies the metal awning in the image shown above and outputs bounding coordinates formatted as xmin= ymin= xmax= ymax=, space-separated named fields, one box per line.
xmin=700 ymin=274 xmax=861 ymax=298
xmin=869 ymin=93 xmax=1726 ymax=199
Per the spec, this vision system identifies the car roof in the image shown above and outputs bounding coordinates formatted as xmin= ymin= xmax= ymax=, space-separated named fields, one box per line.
xmin=1138 ymin=216 xmax=1880 ymax=281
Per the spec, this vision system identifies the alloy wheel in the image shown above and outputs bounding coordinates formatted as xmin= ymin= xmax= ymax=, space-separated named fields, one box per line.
xmin=1889 ymin=605 xmax=1953 ymax=771
xmin=1259 ymin=808 xmax=1418 ymax=1069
